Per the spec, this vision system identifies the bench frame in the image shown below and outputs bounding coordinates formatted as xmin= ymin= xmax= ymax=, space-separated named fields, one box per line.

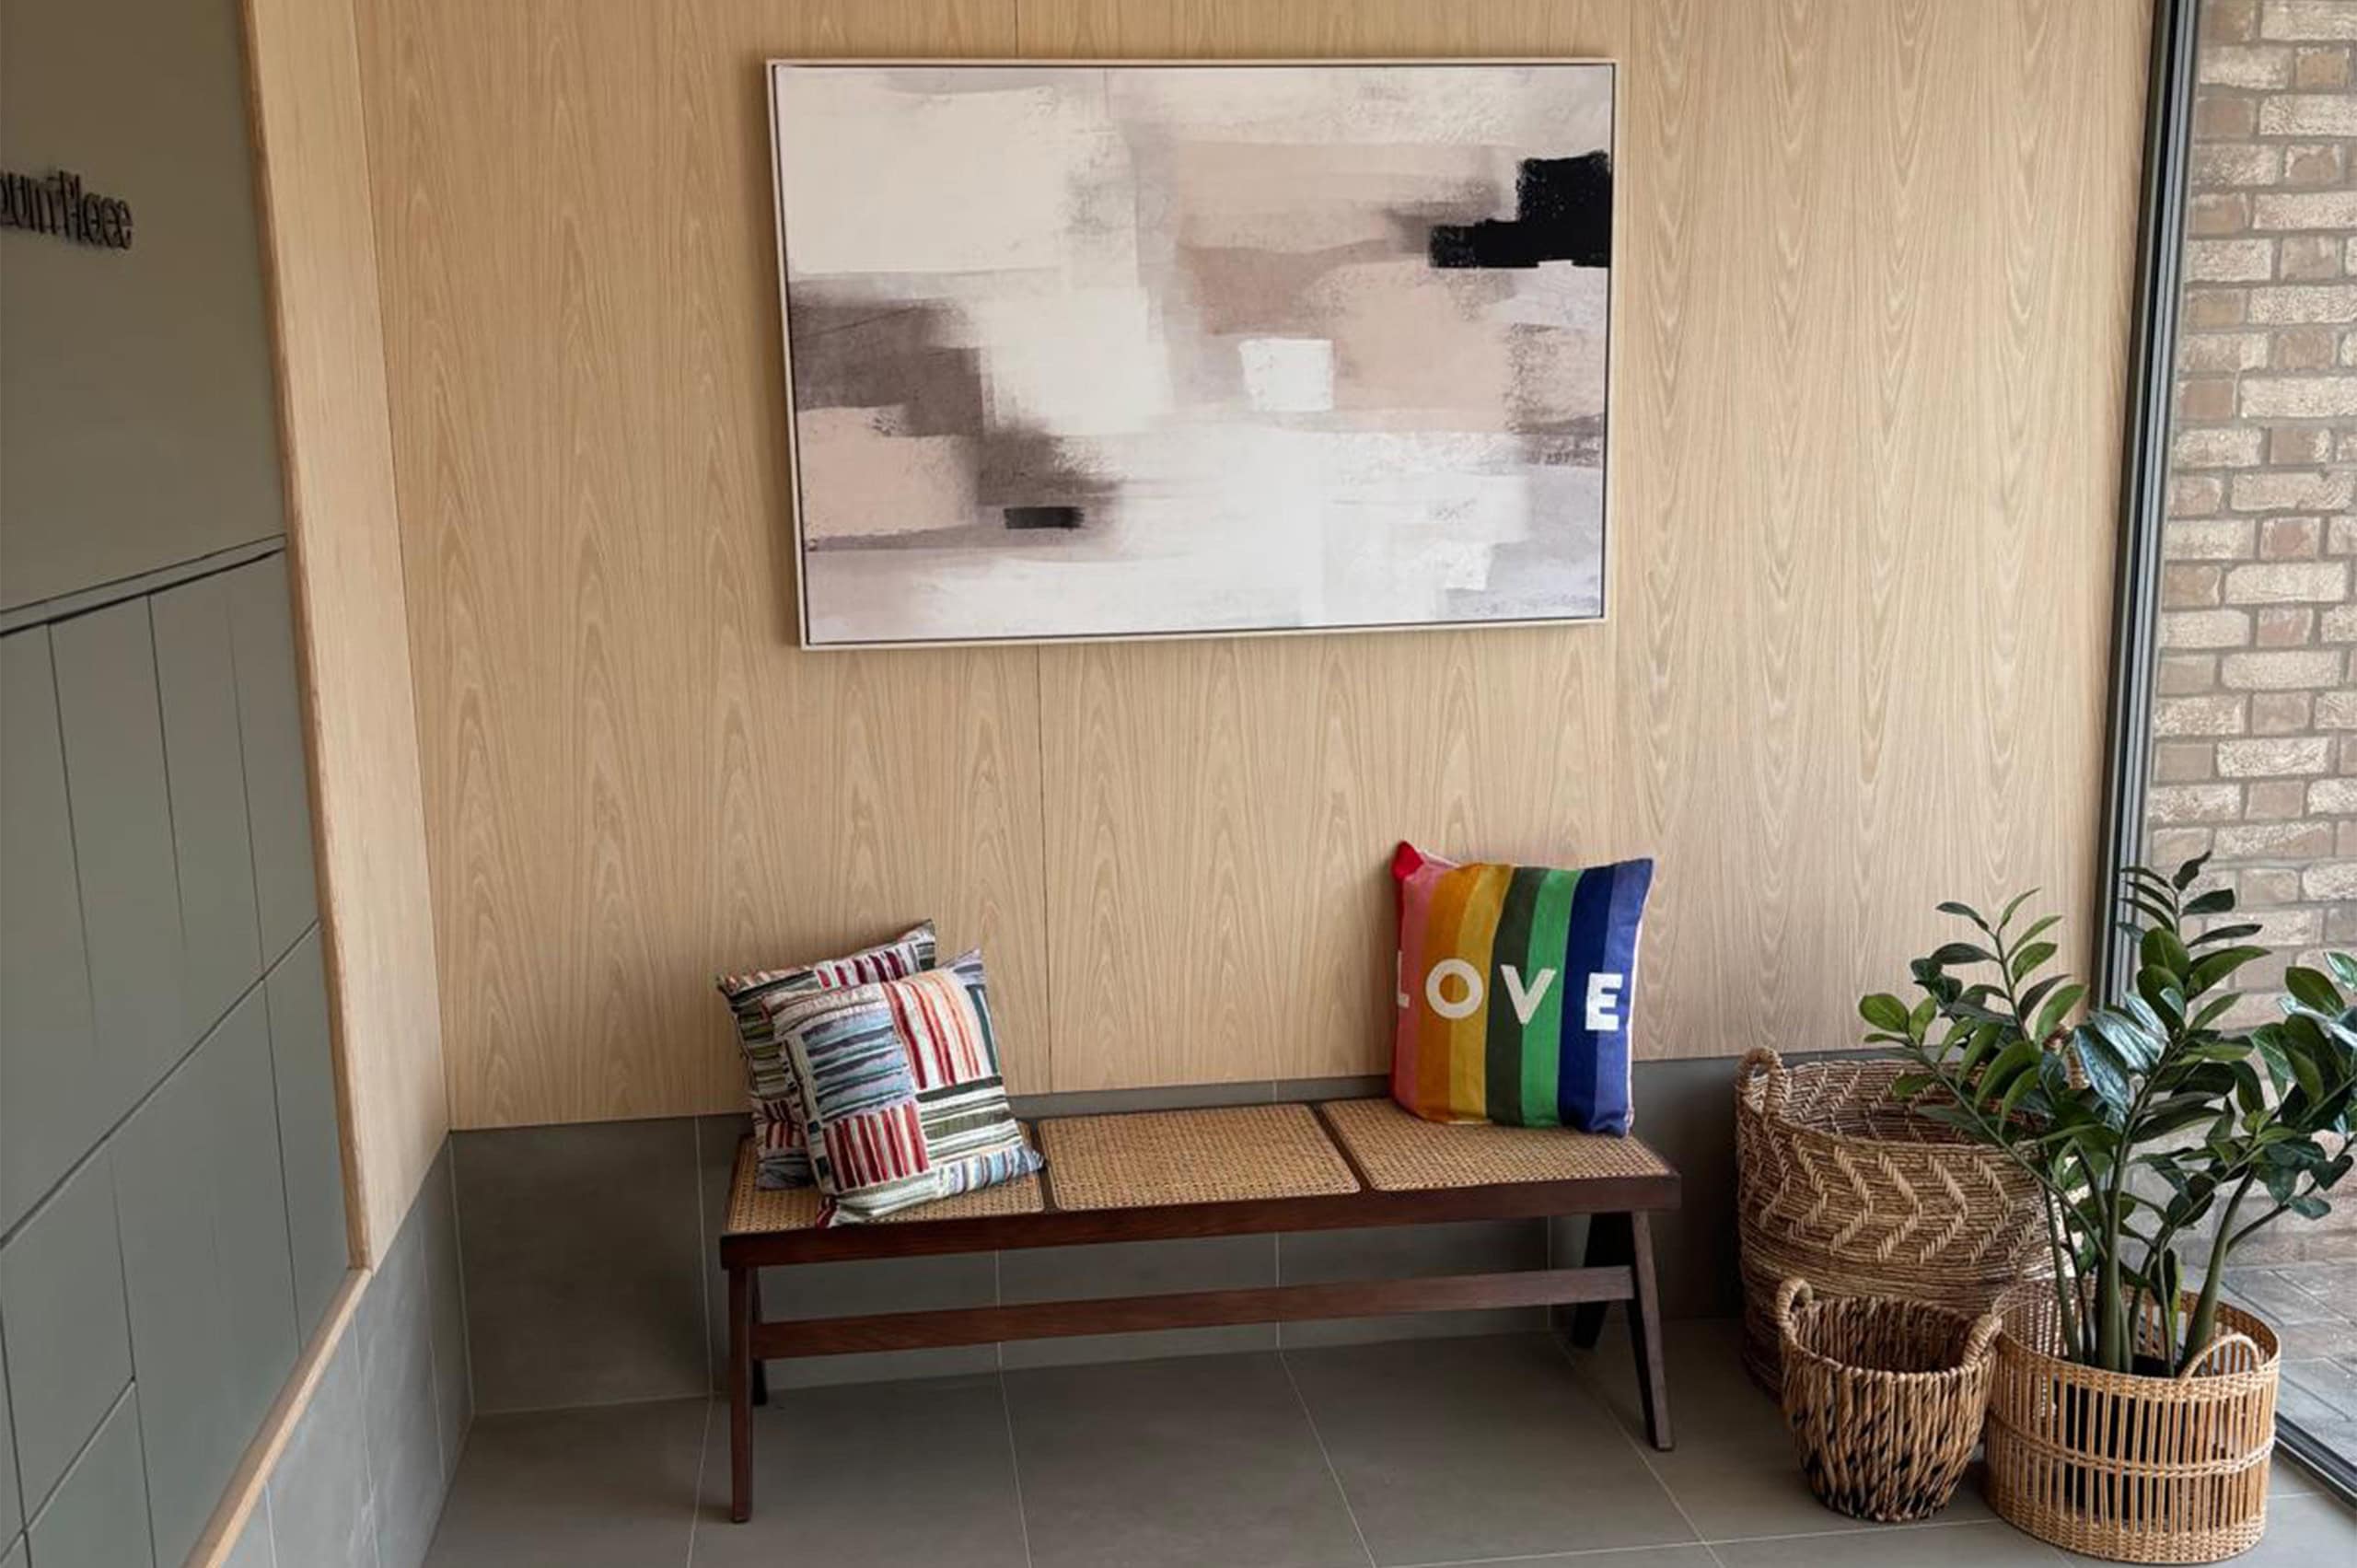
xmin=719 ymin=1103 xmax=1678 ymax=1523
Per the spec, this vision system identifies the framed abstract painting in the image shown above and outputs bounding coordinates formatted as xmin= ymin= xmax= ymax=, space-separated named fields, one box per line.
xmin=767 ymin=60 xmax=1616 ymax=648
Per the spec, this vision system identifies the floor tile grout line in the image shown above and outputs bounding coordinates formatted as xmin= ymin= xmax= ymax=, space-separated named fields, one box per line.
xmin=1277 ymin=1348 xmax=1382 ymax=1568
xmin=1392 ymin=1541 xmax=1724 ymax=1568
xmin=1545 ymin=1330 xmax=1723 ymax=1566
xmin=683 ymin=1394 xmax=714 ymax=1568
xmin=995 ymin=1370 xmax=1039 ymax=1568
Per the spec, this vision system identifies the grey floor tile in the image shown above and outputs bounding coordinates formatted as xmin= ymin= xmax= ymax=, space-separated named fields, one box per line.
xmin=2233 ymin=1491 xmax=2357 ymax=1563
xmin=1279 ymin=1220 xmax=1548 ymax=1348
xmin=455 ymin=1119 xmax=708 ymax=1411
xmin=2221 ymin=1268 xmax=2334 ymax=1326
xmin=1411 ymin=1551 xmax=1717 ymax=1568
xmin=1285 ymin=1334 xmax=1692 ymax=1565
xmin=693 ymin=1375 xmax=1027 ymax=1567
xmin=1712 ymin=1521 xmax=2069 ymax=1565
xmin=1004 ymin=1352 xmax=1367 ymax=1568
xmin=1000 ymin=1233 xmax=1279 ymax=1368
xmin=1564 ymin=1318 xmax=1992 ymax=1541
xmin=424 ymin=1397 xmax=708 ymax=1568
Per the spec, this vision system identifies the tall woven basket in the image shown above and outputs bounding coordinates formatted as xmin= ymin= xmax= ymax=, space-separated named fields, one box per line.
xmin=1986 ymin=1287 xmax=2279 ymax=1563
xmin=1736 ymin=1048 xmax=2049 ymax=1394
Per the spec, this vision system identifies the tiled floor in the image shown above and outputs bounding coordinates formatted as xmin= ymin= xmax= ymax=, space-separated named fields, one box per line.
xmin=424 ymin=1320 xmax=2357 ymax=1568
xmin=2224 ymin=1260 xmax=2357 ymax=1462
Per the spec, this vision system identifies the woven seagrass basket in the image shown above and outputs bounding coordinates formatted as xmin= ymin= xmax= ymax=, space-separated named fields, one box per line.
xmin=1775 ymin=1278 xmax=2002 ymax=1523
xmin=1736 ymin=1047 xmax=2049 ymax=1394
xmin=1986 ymin=1286 xmax=2278 ymax=1563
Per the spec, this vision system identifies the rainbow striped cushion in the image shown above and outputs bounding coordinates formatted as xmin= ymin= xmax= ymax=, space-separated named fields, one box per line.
xmin=1391 ymin=843 xmax=1653 ymax=1134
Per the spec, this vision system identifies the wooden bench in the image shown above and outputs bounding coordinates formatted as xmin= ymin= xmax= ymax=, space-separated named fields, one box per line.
xmin=718 ymin=1098 xmax=1679 ymax=1523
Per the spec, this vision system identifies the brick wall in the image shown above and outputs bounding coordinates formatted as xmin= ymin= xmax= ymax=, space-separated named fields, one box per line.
xmin=2149 ymin=0 xmax=2356 ymax=1045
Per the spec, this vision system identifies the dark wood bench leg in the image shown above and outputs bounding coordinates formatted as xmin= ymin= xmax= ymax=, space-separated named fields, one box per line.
xmin=749 ymin=1270 xmax=770 ymax=1407
xmin=728 ymin=1264 xmax=753 ymax=1523
xmin=1628 ymin=1211 xmax=1671 ymax=1451
xmin=1568 ymin=1211 xmax=1631 ymax=1348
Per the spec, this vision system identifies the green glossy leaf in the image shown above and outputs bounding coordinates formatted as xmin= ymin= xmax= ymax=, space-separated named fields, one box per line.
xmin=2285 ymin=966 xmax=2342 ymax=1016
xmin=2034 ymin=982 xmax=2088 ymax=1042
xmin=2013 ymin=941 xmax=2059 ymax=981
xmin=2172 ymin=853 xmax=2212 ymax=891
xmin=1860 ymin=993 xmax=1910 ymax=1032
xmin=2187 ymin=946 xmax=2269 ymax=997
xmin=2182 ymin=887 xmax=2235 ymax=917
xmin=2189 ymin=922 xmax=2264 ymax=948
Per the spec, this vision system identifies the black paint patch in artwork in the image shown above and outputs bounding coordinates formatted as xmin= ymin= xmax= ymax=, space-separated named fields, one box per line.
xmin=1429 ymin=153 xmax=1612 ymax=270
xmin=1004 ymin=505 xmax=1085 ymax=530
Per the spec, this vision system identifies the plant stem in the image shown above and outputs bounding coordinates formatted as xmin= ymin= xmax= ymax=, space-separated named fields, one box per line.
xmin=2184 ymin=1169 xmax=2257 ymax=1373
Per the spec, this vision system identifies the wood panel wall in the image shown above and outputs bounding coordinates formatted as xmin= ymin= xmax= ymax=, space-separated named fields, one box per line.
xmin=245 ymin=0 xmax=450 ymax=1249
xmin=354 ymin=0 xmax=2153 ymax=1127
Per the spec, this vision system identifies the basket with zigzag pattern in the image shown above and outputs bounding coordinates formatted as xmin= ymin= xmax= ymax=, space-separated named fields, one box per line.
xmin=1736 ymin=1047 xmax=2049 ymax=1395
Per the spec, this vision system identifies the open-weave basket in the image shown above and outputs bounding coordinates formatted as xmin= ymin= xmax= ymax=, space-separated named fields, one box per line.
xmin=1986 ymin=1286 xmax=2278 ymax=1563
xmin=1776 ymin=1278 xmax=2002 ymax=1523
xmin=1736 ymin=1047 xmax=2049 ymax=1393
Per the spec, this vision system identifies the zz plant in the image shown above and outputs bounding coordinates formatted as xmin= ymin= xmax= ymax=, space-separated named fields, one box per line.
xmin=1857 ymin=855 xmax=2357 ymax=1376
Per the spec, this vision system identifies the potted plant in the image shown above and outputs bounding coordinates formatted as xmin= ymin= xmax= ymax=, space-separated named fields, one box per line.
xmin=1857 ymin=854 xmax=2356 ymax=1563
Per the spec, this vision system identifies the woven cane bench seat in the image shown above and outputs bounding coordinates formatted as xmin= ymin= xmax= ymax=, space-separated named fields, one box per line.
xmin=718 ymin=1096 xmax=1680 ymax=1522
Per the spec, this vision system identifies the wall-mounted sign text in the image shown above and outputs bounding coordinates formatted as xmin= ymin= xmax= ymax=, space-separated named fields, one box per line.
xmin=1 ymin=168 xmax=134 ymax=249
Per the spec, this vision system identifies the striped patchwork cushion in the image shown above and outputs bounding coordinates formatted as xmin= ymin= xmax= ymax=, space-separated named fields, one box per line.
xmin=1391 ymin=842 xmax=1653 ymax=1135
xmin=763 ymin=949 xmax=1042 ymax=1223
xmin=716 ymin=923 xmax=937 ymax=1189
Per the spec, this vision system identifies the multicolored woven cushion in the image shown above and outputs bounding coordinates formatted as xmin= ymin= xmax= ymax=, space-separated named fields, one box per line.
xmin=763 ymin=948 xmax=1042 ymax=1223
xmin=1391 ymin=842 xmax=1653 ymax=1135
xmin=716 ymin=923 xmax=936 ymax=1189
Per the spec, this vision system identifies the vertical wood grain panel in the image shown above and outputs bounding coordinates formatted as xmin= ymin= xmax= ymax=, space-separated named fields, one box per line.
xmin=244 ymin=0 xmax=450 ymax=1258
xmin=354 ymin=0 xmax=2148 ymax=1118
xmin=356 ymin=0 xmax=1037 ymax=1127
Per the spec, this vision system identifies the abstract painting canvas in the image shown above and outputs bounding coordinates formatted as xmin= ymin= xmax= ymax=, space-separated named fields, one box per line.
xmin=768 ymin=61 xmax=1615 ymax=647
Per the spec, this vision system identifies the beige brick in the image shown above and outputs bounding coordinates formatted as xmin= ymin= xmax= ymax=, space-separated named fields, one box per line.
xmin=2149 ymin=783 xmax=2244 ymax=823
xmin=2179 ymin=377 xmax=2238 ymax=421
xmin=2238 ymin=377 xmax=2357 ymax=417
xmin=2165 ymin=563 xmax=2224 ymax=608
xmin=2258 ymin=515 xmax=2323 ymax=555
xmin=2188 ymin=287 xmax=2252 ymax=328
xmin=2217 ymin=737 xmax=2335 ymax=775
xmin=2345 ymin=321 xmax=2357 ymax=360
xmin=2213 ymin=0 xmax=2263 ymax=41
xmin=2295 ymin=45 xmax=2353 ymax=87
xmin=2285 ymin=144 xmax=2347 ymax=184
xmin=2252 ymin=190 xmax=2357 ymax=230
xmin=2190 ymin=238 xmax=2277 ymax=282
xmin=2177 ymin=331 xmax=2270 ymax=373
xmin=2252 ymin=691 xmax=2313 ymax=734
xmin=2229 ymin=471 xmax=2354 ymax=512
xmin=2222 ymin=559 xmax=2349 ymax=600
xmin=2203 ymin=94 xmax=2262 ymax=138
xmin=2171 ymin=474 xmax=2228 ymax=516
xmin=2306 ymin=862 xmax=2357 ymax=900
xmin=2195 ymin=143 xmax=2282 ymax=189
xmin=2248 ymin=284 xmax=2357 ymax=322
xmin=2247 ymin=778 xmax=2313 ymax=819
xmin=2175 ymin=426 xmax=2268 ymax=468
xmin=2332 ymin=906 xmax=2357 ymax=944
xmin=2262 ymin=1 xmax=2357 ymax=41
xmin=2240 ymin=866 xmax=2304 ymax=903
xmin=2149 ymin=828 xmax=2217 ymax=865
xmin=2218 ymin=819 xmax=2337 ymax=857
xmin=2242 ymin=907 xmax=2324 ymax=948
xmin=2204 ymin=43 xmax=2296 ymax=86
xmin=2256 ymin=606 xmax=2316 ymax=645
xmin=2165 ymin=517 xmax=2252 ymax=557
xmin=2259 ymin=93 xmax=2357 ymax=134
xmin=2165 ymin=609 xmax=2255 ymax=648
xmin=2273 ymin=326 xmax=2341 ymax=368
xmin=2313 ymin=777 xmax=2357 ymax=814
xmin=2154 ymin=693 xmax=2248 ymax=736
xmin=2324 ymin=603 xmax=2357 ymax=641
xmin=2223 ymin=647 xmax=2345 ymax=687
xmin=2332 ymin=517 xmax=2357 ymax=553
xmin=2155 ymin=741 xmax=2217 ymax=783
xmin=2192 ymin=192 xmax=2253 ymax=236
xmin=2344 ymin=820 xmax=2357 ymax=856
xmin=2266 ymin=424 xmax=2334 ymax=462
xmin=2282 ymin=235 xmax=2344 ymax=280
xmin=2159 ymin=654 xmax=2221 ymax=695
xmin=2318 ymin=689 xmax=2357 ymax=726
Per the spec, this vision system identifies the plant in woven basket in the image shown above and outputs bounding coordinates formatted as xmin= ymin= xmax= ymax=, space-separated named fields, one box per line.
xmin=1857 ymin=854 xmax=2357 ymax=1378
